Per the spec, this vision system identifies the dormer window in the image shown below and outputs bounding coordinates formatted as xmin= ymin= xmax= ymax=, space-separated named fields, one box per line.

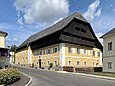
xmin=81 ymin=28 xmax=86 ymax=33
xmin=75 ymin=27 xmax=86 ymax=33
xmin=75 ymin=27 xmax=80 ymax=31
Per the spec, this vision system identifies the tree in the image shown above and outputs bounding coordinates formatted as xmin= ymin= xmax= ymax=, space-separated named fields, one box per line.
xmin=10 ymin=45 xmax=17 ymax=53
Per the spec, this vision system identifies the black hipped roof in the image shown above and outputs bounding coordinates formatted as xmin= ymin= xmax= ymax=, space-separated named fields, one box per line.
xmin=17 ymin=12 xmax=89 ymax=50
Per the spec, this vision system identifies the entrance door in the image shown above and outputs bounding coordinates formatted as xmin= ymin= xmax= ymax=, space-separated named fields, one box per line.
xmin=39 ymin=59 xmax=41 ymax=68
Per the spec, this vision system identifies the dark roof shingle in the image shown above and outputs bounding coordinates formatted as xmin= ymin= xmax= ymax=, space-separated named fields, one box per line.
xmin=0 ymin=30 xmax=8 ymax=36
xmin=17 ymin=12 xmax=89 ymax=49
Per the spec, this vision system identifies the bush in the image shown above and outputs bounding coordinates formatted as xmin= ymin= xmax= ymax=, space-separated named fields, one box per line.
xmin=0 ymin=68 xmax=20 ymax=85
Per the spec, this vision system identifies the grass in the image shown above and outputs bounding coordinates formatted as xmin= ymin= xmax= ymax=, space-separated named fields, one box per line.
xmin=84 ymin=72 xmax=115 ymax=78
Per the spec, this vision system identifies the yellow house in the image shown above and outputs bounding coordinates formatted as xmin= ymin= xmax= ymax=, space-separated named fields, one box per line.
xmin=15 ymin=12 xmax=103 ymax=68
xmin=0 ymin=30 xmax=8 ymax=68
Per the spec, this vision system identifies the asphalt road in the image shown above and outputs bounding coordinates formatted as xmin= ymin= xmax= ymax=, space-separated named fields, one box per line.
xmin=18 ymin=67 xmax=115 ymax=86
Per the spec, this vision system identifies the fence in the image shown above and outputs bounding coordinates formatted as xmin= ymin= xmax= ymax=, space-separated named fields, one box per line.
xmin=63 ymin=66 xmax=102 ymax=72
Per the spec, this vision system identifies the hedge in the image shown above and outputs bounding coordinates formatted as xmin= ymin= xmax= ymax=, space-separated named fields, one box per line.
xmin=0 ymin=68 xmax=20 ymax=85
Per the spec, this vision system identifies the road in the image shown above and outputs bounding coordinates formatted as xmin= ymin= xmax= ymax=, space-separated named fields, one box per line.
xmin=18 ymin=67 xmax=115 ymax=86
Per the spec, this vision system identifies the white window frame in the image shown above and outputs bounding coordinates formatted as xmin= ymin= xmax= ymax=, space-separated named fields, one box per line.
xmin=47 ymin=48 xmax=51 ymax=54
xmin=83 ymin=61 xmax=87 ymax=66
xmin=68 ymin=47 xmax=72 ymax=53
xmin=47 ymin=60 xmax=50 ymax=65
xmin=76 ymin=60 xmax=80 ymax=66
xmin=97 ymin=52 xmax=100 ymax=57
xmin=53 ymin=47 xmax=58 ymax=53
xmin=83 ymin=49 xmax=87 ymax=55
xmin=92 ymin=50 xmax=95 ymax=56
xmin=76 ymin=47 xmax=80 ymax=54
xmin=68 ymin=60 xmax=72 ymax=66
xmin=54 ymin=60 xmax=58 ymax=66
xmin=108 ymin=42 xmax=112 ymax=51
xmin=92 ymin=61 xmax=95 ymax=66
xmin=108 ymin=62 xmax=112 ymax=69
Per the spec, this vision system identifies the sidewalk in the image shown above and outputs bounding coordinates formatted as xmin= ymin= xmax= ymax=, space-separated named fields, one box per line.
xmin=57 ymin=71 xmax=115 ymax=81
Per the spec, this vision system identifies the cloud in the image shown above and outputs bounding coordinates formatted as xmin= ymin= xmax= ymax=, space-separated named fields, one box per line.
xmin=113 ymin=9 xmax=115 ymax=12
xmin=91 ymin=15 xmax=115 ymax=33
xmin=95 ymin=8 xmax=101 ymax=17
xmin=13 ymin=37 xmax=18 ymax=41
xmin=17 ymin=17 xmax=23 ymax=25
xmin=14 ymin=0 xmax=69 ymax=25
xmin=83 ymin=0 xmax=101 ymax=21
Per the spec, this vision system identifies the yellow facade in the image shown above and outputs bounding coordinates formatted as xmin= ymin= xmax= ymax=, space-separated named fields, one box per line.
xmin=0 ymin=34 xmax=5 ymax=48
xmin=15 ymin=48 xmax=28 ymax=65
xmin=15 ymin=43 xmax=102 ymax=68
xmin=33 ymin=44 xmax=60 ymax=67
xmin=65 ymin=43 xmax=101 ymax=67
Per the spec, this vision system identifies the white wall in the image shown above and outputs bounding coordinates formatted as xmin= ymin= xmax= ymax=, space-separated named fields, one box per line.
xmin=103 ymin=34 xmax=115 ymax=57
xmin=0 ymin=34 xmax=5 ymax=48
xmin=103 ymin=56 xmax=115 ymax=72
xmin=103 ymin=34 xmax=115 ymax=72
xmin=59 ymin=43 xmax=65 ymax=66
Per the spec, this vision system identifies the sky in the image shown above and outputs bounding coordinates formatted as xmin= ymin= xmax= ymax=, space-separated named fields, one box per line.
xmin=0 ymin=0 xmax=115 ymax=47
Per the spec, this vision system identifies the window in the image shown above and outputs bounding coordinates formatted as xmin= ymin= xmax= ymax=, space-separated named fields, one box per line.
xmin=68 ymin=61 xmax=72 ymax=66
xmin=84 ymin=61 xmax=87 ymax=66
xmin=92 ymin=62 xmax=95 ymax=66
xmin=39 ymin=50 xmax=42 ymax=55
xmin=43 ymin=49 xmax=46 ymax=55
xmin=76 ymin=48 xmax=80 ymax=54
xmin=108 ymin=42 xmax=112 ymax=51
xmin=47 ymin=61 xmax=50 ymax=65
xmin=54 ymin=61 xmax=58 ymax=66
xmin=76 ymin=61 xmax=80 ymax=66
xmin=97 ymin=52 xmax=100 ymax=57
xmin=53 ymin=47 xmax=58 ymax=53
xmin=92 ymin=51 xmax=95 ymax=56
xmin=84 ymin=49 xmax=87 ymax=54
xmin=75 ymin=27 xmax=86 ymax=33
xmin=34 ymin=51 xmax=37 ymax=55
xmin=47 ymin=48 xmax=51 ymax=54
xmin=68 ymin=47 xmax=72 ymax=53
xmin=108 ymin=62 xmax=112 ymax=69
xmin=81 ymin=28 xmax=86 ymax=33
xmin=75 ymin=27 xmax=80 ymax=31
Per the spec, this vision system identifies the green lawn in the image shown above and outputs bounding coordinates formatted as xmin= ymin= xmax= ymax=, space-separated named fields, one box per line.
xmin=85 ymin=72 xmax=115 ymax=78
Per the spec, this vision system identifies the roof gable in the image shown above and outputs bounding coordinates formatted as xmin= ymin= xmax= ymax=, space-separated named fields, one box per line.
xmin=17 ymin=12 xmax=89 ymax=50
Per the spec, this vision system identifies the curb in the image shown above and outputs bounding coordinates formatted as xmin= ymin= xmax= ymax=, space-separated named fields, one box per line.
xmin=20 ymin=72 xmax=32 ymax=86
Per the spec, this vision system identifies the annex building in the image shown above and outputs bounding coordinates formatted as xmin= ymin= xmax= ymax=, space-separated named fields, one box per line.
xmin=15 ymin=12 xmax=103 ymax=69
xmin=0 ymin=30 xmax=9 ymax=68
xmin=101 ymin=28 xmax=115 ymax=72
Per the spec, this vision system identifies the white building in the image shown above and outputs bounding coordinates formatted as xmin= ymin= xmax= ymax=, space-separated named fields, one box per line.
xmin=101 ymin=28 xmax=115 ymax=72
xmin=10 ymin=51 xmax=15 ymax=63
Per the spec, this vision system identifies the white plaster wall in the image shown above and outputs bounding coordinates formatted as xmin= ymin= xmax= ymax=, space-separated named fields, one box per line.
xmin=103 ymin=34 xmax=115 ymax=72
xmin=59 ymin=43 xmax=65 ymax=66
xmin=103 ymin=56 xmax=115 ymax=72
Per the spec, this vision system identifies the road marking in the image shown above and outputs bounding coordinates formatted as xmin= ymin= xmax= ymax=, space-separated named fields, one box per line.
xmin=20 ymin=72 xmax=32 ymax=86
